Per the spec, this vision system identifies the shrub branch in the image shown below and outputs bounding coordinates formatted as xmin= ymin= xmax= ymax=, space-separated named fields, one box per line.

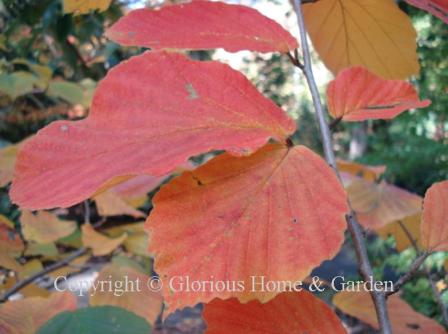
xmin=291 ymin=1 xmax=392 ymax=333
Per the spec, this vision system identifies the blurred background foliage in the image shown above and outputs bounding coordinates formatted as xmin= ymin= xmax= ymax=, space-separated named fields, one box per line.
xmin=0 ymin=0 xmax=446 ymax=331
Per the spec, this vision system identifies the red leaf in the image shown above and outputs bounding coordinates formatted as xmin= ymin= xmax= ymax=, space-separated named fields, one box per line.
xmin=421 ymin=180 xmax=448 ymax=251
xmin=327 ymin=67 xmax=431 ymax=121
xmin=405 ymin=0 xmax=448 ymax=23
xmin=203 ymin=291 xmax=346 ymax=334
xmin=11 ymin=51 xmax=295 ymax=209
xmin=147 ymin=144 xmax=348 ymax=312
xmin=106 ymin=1 xmax=298 ymax=53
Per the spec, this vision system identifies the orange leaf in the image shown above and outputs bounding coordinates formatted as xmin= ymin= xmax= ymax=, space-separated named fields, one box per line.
xmin=345 ymin=175 xmax=422 ymax=229
xmin=333 ymin=291 xmax=446 ymax=334
xmin=203 ymin=291 xmax=346 ymax=334
xmin=376 ymin=214 xmax=422 ymax=251
xmin=421 ymin=180 xmax=448 ymax=251
xmin=337 ymin=160 xmax=386 ymax=182
xmin=81 ymin=224 xmax=127 ymax=256
xmin=327 ymin=67 xmax=431 ymax=121
xmin=89 ymin=264 xmax=163 ymax=324
xmin=405 ymin=0 xmax=448 ymax=23
xmin=106 ymin=1 xmax=298 ymax=53
xmin=147 ymin=144 xmax=348 ymax=312
xmin=303 ymin=0 xmax=419 ymax=79
xmin=0 ymin=292 xmax=77 ymax=334
xmin=0 ymin=224 xmax=23 ymax=271
xmin=11 ymin=51 xmax=295 ymax=210
xmin=20 ymin=210 xmax=77 ymax=244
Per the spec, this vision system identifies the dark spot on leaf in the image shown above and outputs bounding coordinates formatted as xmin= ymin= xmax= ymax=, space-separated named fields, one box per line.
xmin=186 ymin=83 xmax=199 ymax=99
xmin=406 ymin=323 xmax=420 ymax=330
xmin=193 ymin=175 xmax=203 ymax=186
xmin=292 ymin=217 xmax=298 ymax=224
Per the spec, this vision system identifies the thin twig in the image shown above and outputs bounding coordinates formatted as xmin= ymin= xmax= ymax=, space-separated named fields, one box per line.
xmin=291 ymin=1 xmax=392 ymax=333
xmin=0 ymin=247 xmax=88 ymax=302
xmin=426 ymin=267 xmax=448 ymax=326
xmin=83 ymin=200 xmax=91 ymax=224
xmin=386 ymin=251 xmax=430 ymax=297
xmin=395 ymin=221 xmax=448 ymax=327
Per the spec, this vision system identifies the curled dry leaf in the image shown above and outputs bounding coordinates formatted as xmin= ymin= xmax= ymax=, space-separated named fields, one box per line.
xmin=20 ymin=210 xmax=77 ymax=244
xmin=89 ymin=264 xmax=163 ymax=324
xmin=11 ymin=51 xmax=295 ymax=210
xmin=345 ymin=175 xmax=422 ymax=229
xmin=405 ymin=0 xmax=448 ymax=23
xmin=147 ymin=144 xmax=348 ymax=312
xmin=82 ymin=224 xmax=127 ymax=256
xmin=421 ymin=180 xmax=448 ymax=251
xmin=106 ymin=1 xmax=298 ymax=53
xmin=203 ymin=291 xmax=346 ymax=334
xmin=333 ymin=291 xmax=446 ymax=334
xmin=303 ymin=0 xmax=419 ymax=79
xmin=327 ymin=67 xmax=431 ymax=121
xmin=0 ymin=291 xmax=77 ymax=334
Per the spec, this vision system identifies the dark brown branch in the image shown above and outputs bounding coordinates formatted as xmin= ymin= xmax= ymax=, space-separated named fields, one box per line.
xmin=386 ymin=251 xmax=430 ymax=297
xmin=394 ymin=221 xmax=448 ymax=328
xmin=291 ymin=1 xmax=392 ymax=333
xmin=0 ymin=247 xmax=88 ymax=302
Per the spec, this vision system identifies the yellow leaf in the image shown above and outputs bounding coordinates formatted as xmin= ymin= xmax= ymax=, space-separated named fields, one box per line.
xmin=0 ymin=277 xmax=50 ymax=298
xmin=17 ymin=259 xmax=43 ymax=280
xmin=0 ymin=215 xmax=14 ymax=229
xmin=105 ymin=223 xmax=149 ymax=256
xmin=20 ymin=211 xmax=77 ymax=244
xmin=303 ymin=0 xmax=419 ymax=79
xmin=48 ymin=254 xmax=90 ymax=279
xmin=89 ymin=264 xmax=163 ymax=324
xmin=338 ymin=160 xmax=386 ymax=182
xmin=0 ymin=144 xmax=19 ymax=188
xmin=0 ymin=225 xmax=23 ymax=271
xmin=93 ymin=190 xmax=145 ymax=218
xmin=63 ymin=0 xmax=112 ymax=15
xmin=82 ymin=224 xmax=127 ymax=256
xmin=376 ymin=214 xmax=421 ymax=251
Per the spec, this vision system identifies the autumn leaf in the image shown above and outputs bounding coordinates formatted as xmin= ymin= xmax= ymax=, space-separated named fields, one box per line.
xmin=0 ymin=224 xmax=23 ymax=271
xmin=11 ymin=51 xmax=295 ymax=210
xmin=0 ymin=292 xmax=77 ymax=334
xmin=89 ymin=264 xmax=163 ymax=324
xmin=0 ymin=277 xmax=50 ymax=298
xmin=47 ymin=81 xmax=84 ymax=105
xmin=303 ymin=0 xmax=419 ymax=79
xmin=106 ymin=1 xmax=298 ymax=53
xmin=421 ymin=180 xmax=448 ymax=251
xmin=48 ymin=253 xmax=90 ymax=279
xmin=20 ymin=210 xmax=77 ymax=244
xmin=0 ymin=138 xmax=30 ymax=188
xmin=345 ymin=175 xmax=422 ymax=229
xmin=376 ymin=214 xmax=422 ymax=251
xmin=327 ymin=67 xmax=431 ymax=121
xmin=17 ymin=259 xmax=43 ymax=280
xmin=405 ymin=0 xmax=448 ymax=23
xmin=337 ymin=160 xmax=386 ymax=182
xmin=82 ymin=224 xmax=127 ymax=256
xmin=105 ymin=223 xmax=148 ymax=256
xmin=93 ymin=190 xmax=145 ymax=218
xmin=333 ymin=291 xmax=446 ymax=334
xmin=0 ymin=72 xmax=46 ymax=99
xmin=203 ymin=291 xmax=346 ymax=334
xmin=147 ymin=144 xmax=348 ymax=312
xmin=63 ymin=0 xmax=112 ymax=15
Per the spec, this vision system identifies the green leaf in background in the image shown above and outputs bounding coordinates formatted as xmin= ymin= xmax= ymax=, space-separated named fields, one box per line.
xmin=0 ymin=71 xmax=46 ymax=99
xmin=47 ymin=81 xmax=84 ymax=105
xmin=36 ymin=305 xmax=152 ymax=334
